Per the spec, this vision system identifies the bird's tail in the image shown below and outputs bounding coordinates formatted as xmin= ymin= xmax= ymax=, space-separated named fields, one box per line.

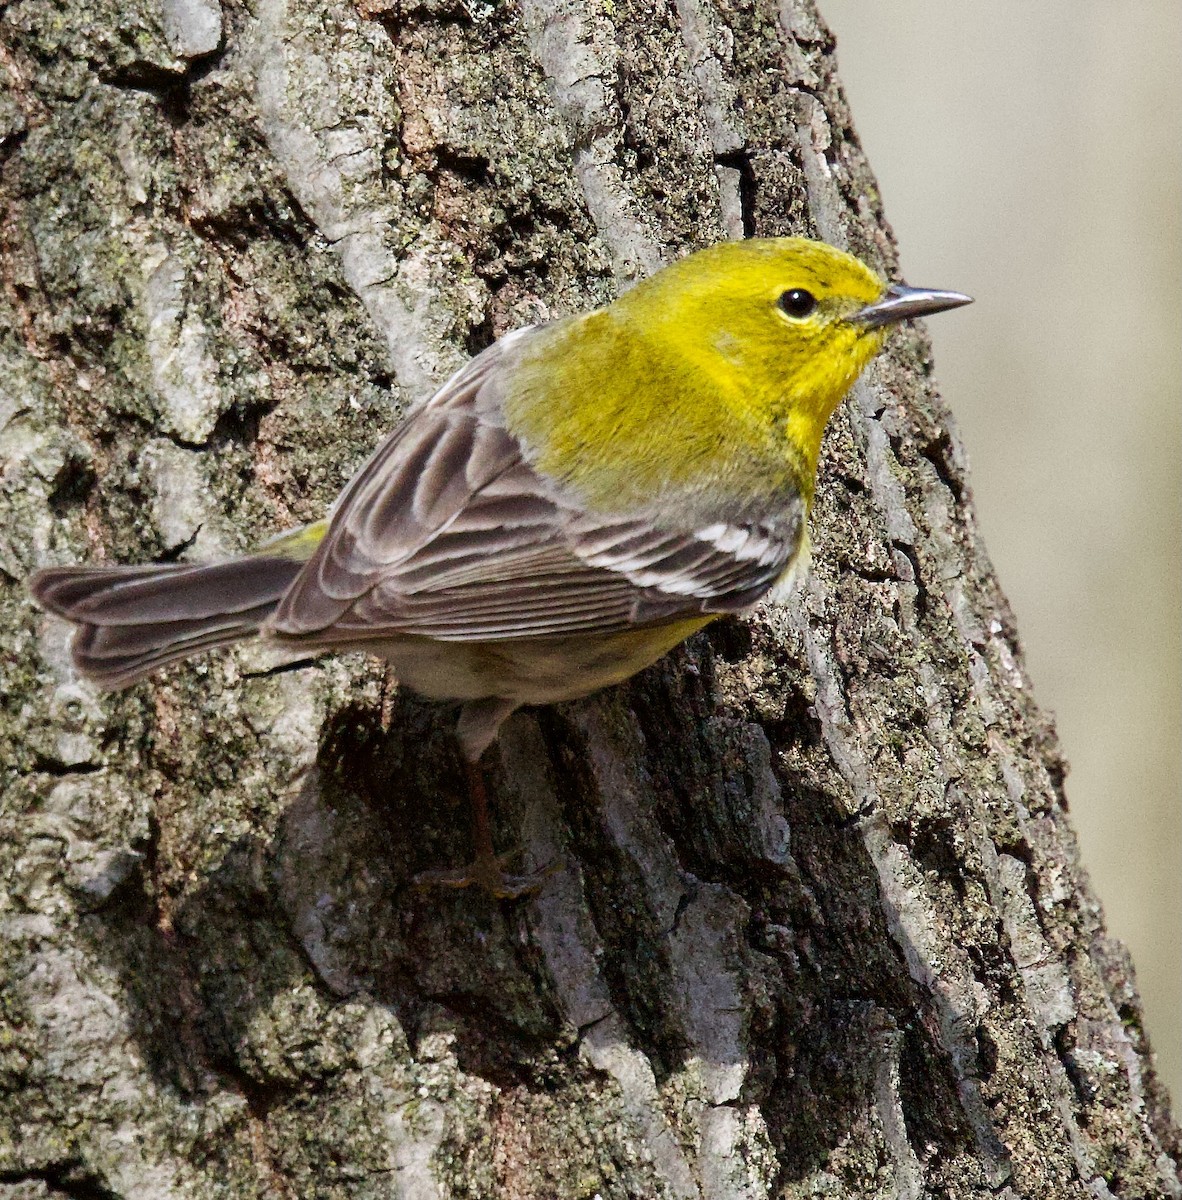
xmin=29 ymin=555 xmax=306 ymax=688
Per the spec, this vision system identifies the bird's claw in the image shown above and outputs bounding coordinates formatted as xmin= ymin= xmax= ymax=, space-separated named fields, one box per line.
xmin=413 ymin=848 xmax=562 ymax=899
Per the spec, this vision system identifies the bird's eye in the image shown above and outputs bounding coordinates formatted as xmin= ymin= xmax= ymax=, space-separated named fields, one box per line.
xmin=778 ymin=288 xmax=817 ymax=319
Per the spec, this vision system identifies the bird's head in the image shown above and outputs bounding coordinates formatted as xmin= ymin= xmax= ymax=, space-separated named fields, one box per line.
xmin=618 ymin=237 xmax=972 ymax=477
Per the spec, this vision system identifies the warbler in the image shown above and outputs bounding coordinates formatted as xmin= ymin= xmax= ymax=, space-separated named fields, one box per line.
xmin=31 ymin=237 xmax=969 ymax=891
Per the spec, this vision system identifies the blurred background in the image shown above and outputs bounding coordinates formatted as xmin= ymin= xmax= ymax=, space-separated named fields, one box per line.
xmin=822 ymin=1 xmax=1181 ymax=1105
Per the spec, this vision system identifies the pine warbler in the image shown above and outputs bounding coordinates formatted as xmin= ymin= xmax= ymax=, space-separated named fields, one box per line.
xmin=31 ymin=238 xmax=968 ymax=888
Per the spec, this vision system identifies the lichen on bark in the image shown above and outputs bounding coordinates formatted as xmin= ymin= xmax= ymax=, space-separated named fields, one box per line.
xmin=1 ymin=0 xmax=1178 ymax=1195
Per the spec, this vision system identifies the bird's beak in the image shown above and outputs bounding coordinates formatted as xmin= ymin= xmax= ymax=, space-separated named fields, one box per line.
xmin=851 ymin=284 xmax=974 ymax=329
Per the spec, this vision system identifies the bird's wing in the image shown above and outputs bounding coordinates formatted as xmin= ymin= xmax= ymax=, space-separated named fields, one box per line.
xmin=270 ymin=331 xmax=804 ymax=644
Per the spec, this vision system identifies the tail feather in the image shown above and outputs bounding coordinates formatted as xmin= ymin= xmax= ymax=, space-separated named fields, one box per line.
xmin=29 ymin=557 xmax=305 ymax=688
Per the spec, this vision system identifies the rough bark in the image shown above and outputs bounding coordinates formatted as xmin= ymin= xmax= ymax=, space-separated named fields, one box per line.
xmin=0 ymin=0 xmax=1177 ymax=1195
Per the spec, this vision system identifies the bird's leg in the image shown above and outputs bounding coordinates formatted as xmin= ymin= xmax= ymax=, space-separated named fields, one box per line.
xmin=412 ymin=742 xmax=560 ymax=900
xmin=465 ymin=758 xmax=500 ymax=872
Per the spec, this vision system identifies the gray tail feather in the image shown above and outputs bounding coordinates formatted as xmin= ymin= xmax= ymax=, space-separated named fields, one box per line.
xmin=29 ymin=556 xmax=305 ymax=688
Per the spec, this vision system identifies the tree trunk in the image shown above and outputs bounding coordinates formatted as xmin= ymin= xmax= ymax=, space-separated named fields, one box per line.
xmin=1 ymin=0 xmax=1177 ymax=1194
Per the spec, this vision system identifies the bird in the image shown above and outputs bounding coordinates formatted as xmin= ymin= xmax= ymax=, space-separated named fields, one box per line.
xmin=30 ymin=237 xmax=971 ymax=894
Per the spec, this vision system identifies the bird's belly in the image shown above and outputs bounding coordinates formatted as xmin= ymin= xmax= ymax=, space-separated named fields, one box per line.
xmin=354 ymin=616 xmax=714 ymax=707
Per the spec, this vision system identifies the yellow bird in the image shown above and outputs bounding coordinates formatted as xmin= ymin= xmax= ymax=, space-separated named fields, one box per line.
xmin=30 ymin=237 xmax=970 ymax=892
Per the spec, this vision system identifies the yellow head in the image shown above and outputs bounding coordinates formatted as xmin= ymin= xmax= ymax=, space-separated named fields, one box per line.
xmin=505 ymin=238 xmax=970 ymax=519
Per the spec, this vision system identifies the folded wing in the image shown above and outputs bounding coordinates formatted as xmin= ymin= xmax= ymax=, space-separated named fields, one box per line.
xmin=269 ymin=329 xmax=804 ymax=645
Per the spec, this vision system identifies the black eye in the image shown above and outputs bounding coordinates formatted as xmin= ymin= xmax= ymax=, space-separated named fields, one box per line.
xmin=778 ymin=288 xmax=817 ymax=319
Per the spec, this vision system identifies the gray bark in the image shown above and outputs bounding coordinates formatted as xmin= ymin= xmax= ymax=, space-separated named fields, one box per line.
xmin=0 ymin=0 xmax=1178 ymax=1195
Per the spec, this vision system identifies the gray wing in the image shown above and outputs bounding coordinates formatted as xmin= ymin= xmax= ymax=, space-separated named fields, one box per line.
xmin=270 ymin=331 xmax=804 ymax=644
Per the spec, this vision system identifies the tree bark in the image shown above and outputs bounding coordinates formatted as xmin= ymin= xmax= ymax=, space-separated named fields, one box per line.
xmin=0 ymin=0 xmax=1177 ymax=1195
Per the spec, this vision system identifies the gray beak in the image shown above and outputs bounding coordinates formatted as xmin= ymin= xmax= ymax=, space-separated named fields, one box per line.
xmin=851 ymin=283 xmax=974 ymax=329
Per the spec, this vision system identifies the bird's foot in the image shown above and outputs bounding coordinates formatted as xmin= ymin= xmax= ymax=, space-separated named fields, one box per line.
xmin=412 ymin=847 xmax=562 ymax=899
